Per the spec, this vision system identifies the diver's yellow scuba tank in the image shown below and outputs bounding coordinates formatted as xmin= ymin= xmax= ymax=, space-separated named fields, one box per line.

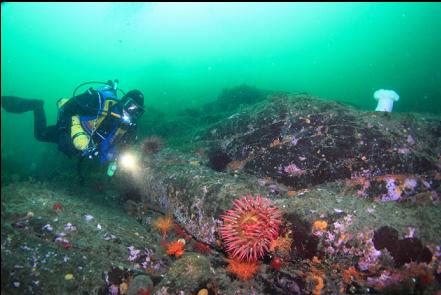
xmin=71 ymin=116 xmax=90 ymax=151
xmin=57 ymin=98 xmax=91 ymax=151
xmin=57 ymin=98 xmax=69 ymax=109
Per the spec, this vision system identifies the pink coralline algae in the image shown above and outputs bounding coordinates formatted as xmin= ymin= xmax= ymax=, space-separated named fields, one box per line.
xmin=323 ymin=215 xmax=358 ymax=256
xmin=357 ymin=232 xmax=382 ymax=271
xmin=324 ymin=223 xmax=381 ymax=271
xmin=283 ymin=163 xmax=305 ymax=176
xmin=366 ymin=270 xmax=400 ymax=289
xmin=366 ymin=263 xmax=436 ymax=291
xmin=127 ymin=246 xmax=160 ymax=271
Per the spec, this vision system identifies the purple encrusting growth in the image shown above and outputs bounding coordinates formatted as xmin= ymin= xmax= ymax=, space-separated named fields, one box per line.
xmin=283 ymin=163 xmax=305 ymax=176
xmin=128 ymin=246 xmax=141 ymax=262
xmin=381 ymin=177 xmax=401 ymax=201
xmin=379 ymin=177 xmax=420 ymax=202
xmin=435 ymin=246 xmax=441 ymax=276
xmin=291 ymin=135 xmax=299 ymax=146
xmin=357 ymin=234 xmax=382 ymax=271
xmin=127 ymin=246 xmax=162 ymax=271
xmin=109 ymin=284 xmax=119 ymax=295
xmin=366 ymin=270 xmax=401 ymax=289
xmin=403 ymin=178 xmax=417 ymax=191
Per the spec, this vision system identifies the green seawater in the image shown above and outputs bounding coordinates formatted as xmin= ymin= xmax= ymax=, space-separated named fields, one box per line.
xmin=1 ymin=2 xmax=441 ymax=177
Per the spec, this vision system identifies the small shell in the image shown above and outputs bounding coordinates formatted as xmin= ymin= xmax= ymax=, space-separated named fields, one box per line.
xmin=83 ymin=214 xmax=94 ymax=222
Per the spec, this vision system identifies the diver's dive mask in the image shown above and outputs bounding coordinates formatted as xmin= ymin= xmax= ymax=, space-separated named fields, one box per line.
xmin=121 ymin=98 xmax=144 ymax=124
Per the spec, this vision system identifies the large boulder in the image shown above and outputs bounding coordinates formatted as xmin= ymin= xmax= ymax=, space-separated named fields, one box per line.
xmin=202 ymin=94 xmax=440 ymax=189
xmin=126 ymin=93 xmax=440 ymax=247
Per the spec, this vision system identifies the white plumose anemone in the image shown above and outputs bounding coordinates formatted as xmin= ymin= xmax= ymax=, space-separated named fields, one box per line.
xmin=373 ymin=89 xmax=400 ymax=112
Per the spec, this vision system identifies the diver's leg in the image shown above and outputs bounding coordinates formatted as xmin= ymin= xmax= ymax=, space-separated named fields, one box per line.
xmin=1 ymin=96 xmax=44 ymax=113
xmin=0 ymin=96 xmax=58 ymax=143
xmin=77 ymin=157 xmax=85 ymax=185
xmin=33 ymin=103 xmax=59 ymax=143
xmin=35 ymin=125 xmax=59 ymax=143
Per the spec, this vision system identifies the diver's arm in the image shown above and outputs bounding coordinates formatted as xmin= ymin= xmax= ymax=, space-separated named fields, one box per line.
xmin=121 ymin=125 xmax=138 ymax=145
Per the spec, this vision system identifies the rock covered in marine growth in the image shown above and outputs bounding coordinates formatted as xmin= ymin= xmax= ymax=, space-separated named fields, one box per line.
xmin=154 ymin=254 xmax=212 ymax=294
xmin=203 ymin=93 xmax=440 ymax=189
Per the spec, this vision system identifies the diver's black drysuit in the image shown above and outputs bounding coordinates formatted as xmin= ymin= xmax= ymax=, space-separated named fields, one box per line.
xmin=1 ymin=91 xmax=137 ymax=158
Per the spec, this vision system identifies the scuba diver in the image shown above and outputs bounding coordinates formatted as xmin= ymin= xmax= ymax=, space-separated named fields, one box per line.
xmin=1 ymin=79 xmax=145 ymax=182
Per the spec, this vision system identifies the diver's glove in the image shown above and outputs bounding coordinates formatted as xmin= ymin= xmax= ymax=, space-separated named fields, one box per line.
xmin=107 ymin=161 xmax=118 ymax=177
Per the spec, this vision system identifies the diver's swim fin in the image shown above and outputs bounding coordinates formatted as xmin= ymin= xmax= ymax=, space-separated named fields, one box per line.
xmin=1 ymin=96 xmax=44 ymax=113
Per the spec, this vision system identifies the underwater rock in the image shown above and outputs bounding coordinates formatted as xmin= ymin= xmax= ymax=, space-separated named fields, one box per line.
xmin=263 ymin=271 xmax=304 ymax=295
xmin=373 ymin=226 xmax=433 ymax=267
xmin=202 ymin=94 xmax=440 ymax=189
xmin=1 ymin=181 xmax=161 ymax=294
xmin=127 ymin=274 xmax=153 ymax=295
xmin=207 ymin=147 xmax=231 ymax=172
xmin=106 ymin=267 xmax=130 ymax=285
xmin=286 ymin=213 xmax=319 ymax=260
xmin=29 ymin=216 xmax=55 ymax=238
xmin=141 ymin=136 xmax=164 ymax=155
xmin=373 ymin=226 xmax=399 ymax=251
xmin=140 ymin=85 xmax=278 ymax=141
xmin=118 ymin=90 xmax=441 ymax=294
xmin=121 ymin=93 xmax=441 ymax=260
xmin=154 ymin=253 xmax=212 ymax=294
xmin=392 ymin=238 xmax=433 ymax=267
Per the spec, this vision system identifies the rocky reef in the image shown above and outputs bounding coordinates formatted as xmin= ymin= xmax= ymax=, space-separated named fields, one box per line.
xmin=2 ymin=85 xmax=440 ymax=294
